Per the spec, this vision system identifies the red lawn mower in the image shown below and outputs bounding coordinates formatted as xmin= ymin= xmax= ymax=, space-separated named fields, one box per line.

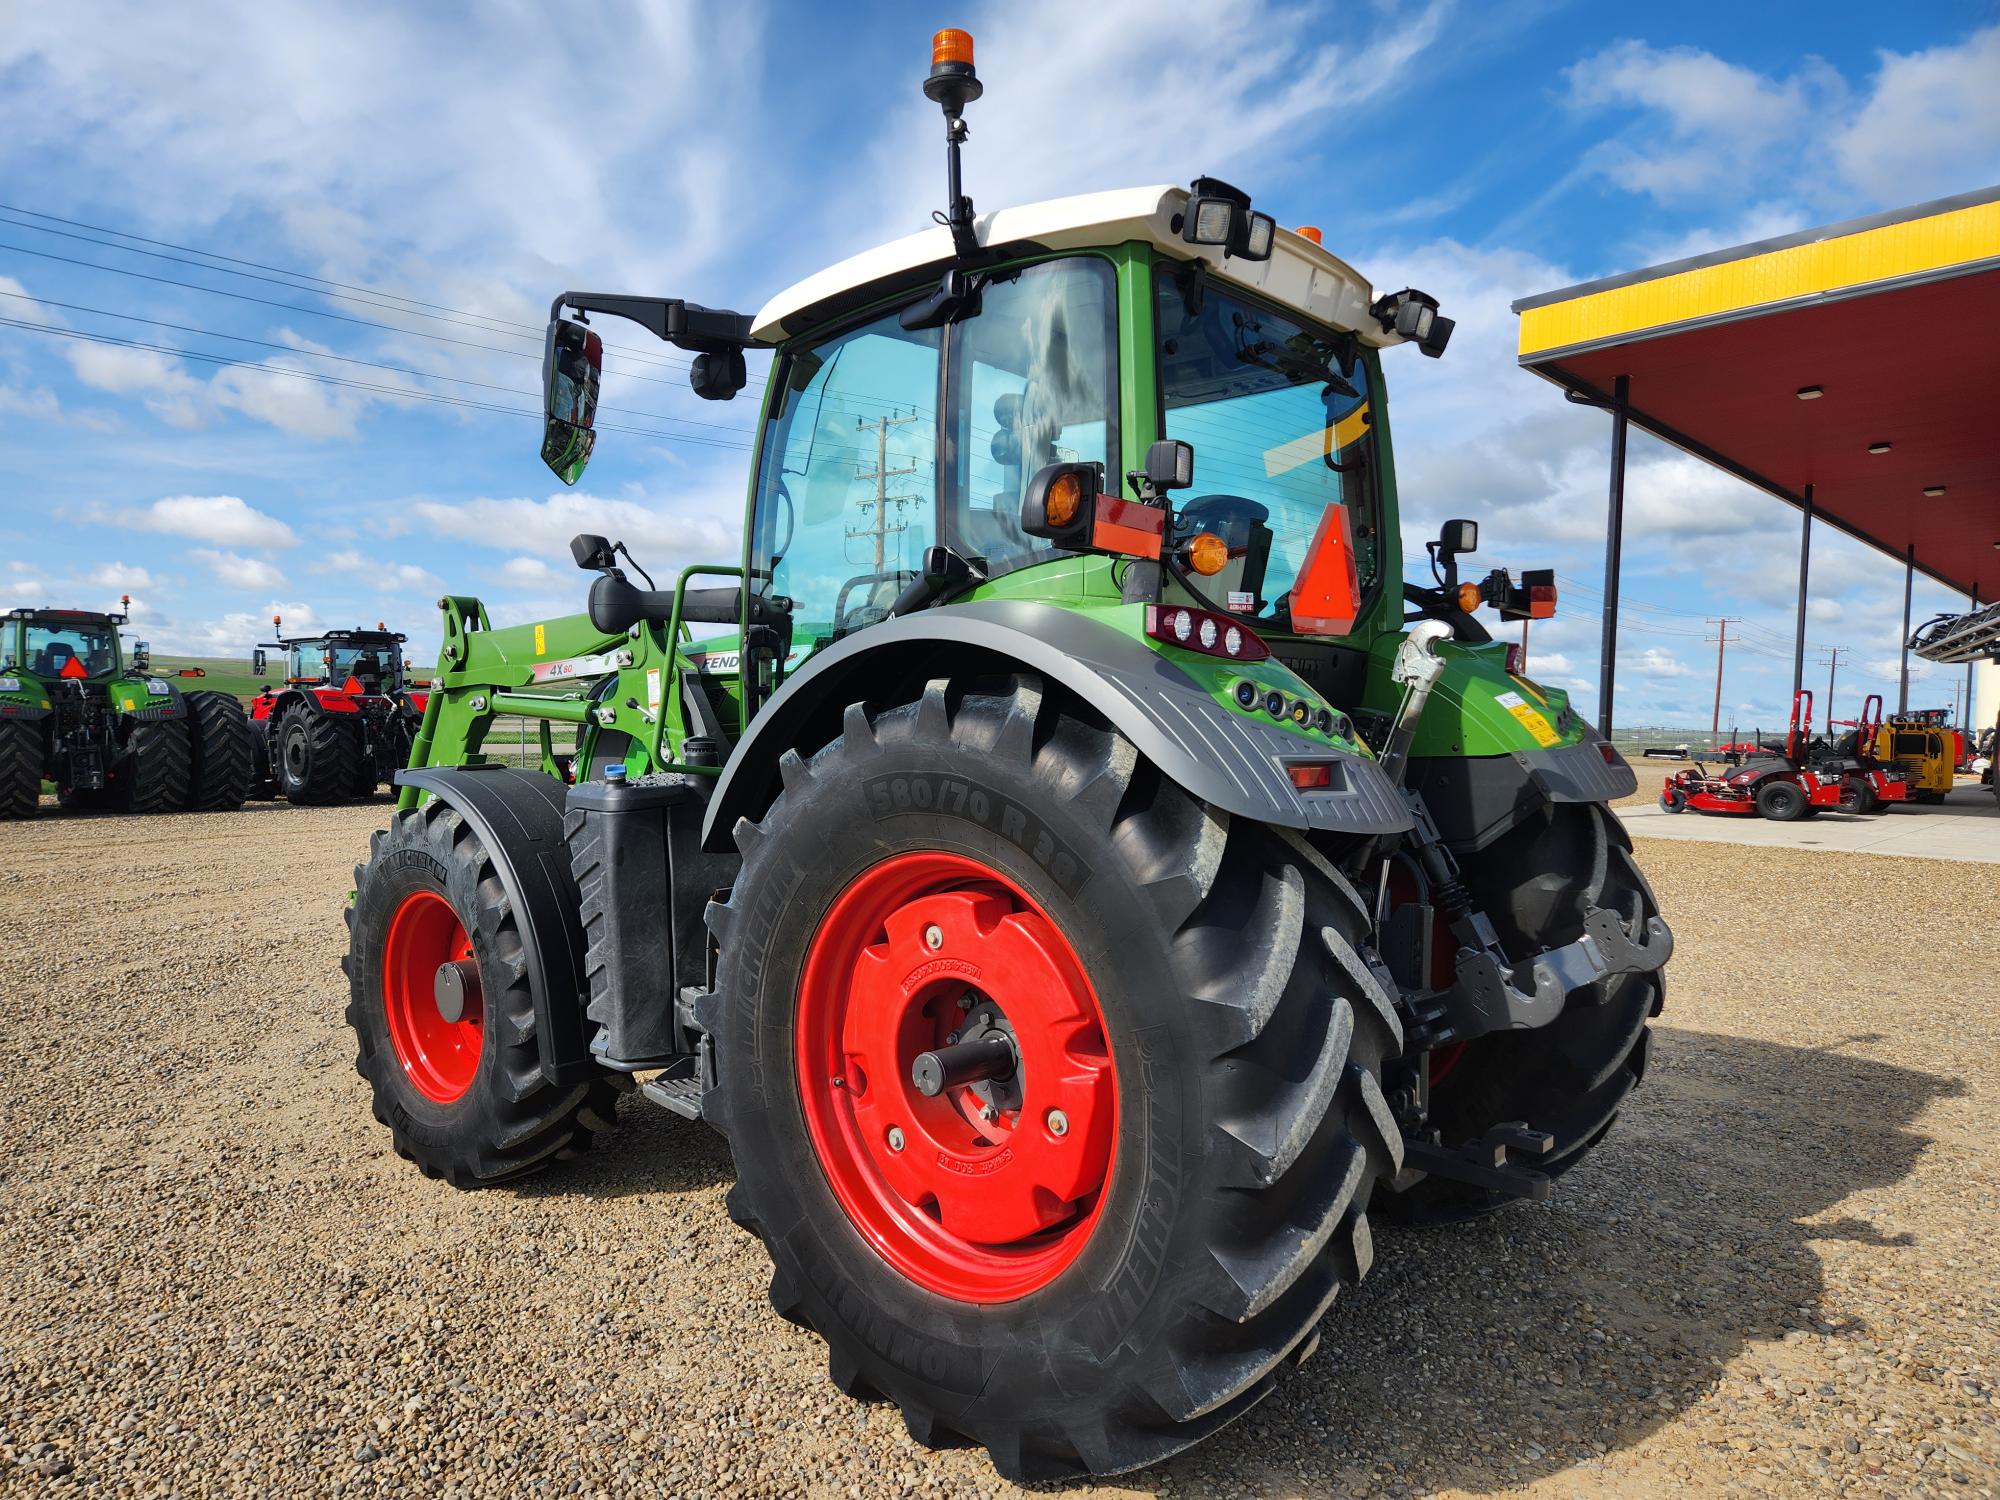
xmin=1661 ymin=691 xmax=1908 ymax=820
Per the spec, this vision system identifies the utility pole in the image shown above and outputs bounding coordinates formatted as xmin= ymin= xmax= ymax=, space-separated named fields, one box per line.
xmin=1817 ymin=645 xmax=1846 ymax=729
xmin=1705 ymin=617 xmax=1740 ymax=745
xmin=848 ymin=412 xmax=920 ymax=576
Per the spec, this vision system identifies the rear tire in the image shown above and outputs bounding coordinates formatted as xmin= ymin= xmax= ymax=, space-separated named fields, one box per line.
xmin=0 ymin=719 xmax=39 ymax=819
xmin=183 ymin=691 xmax=254 ymax=811
xmin=703 ymin=677 xmax=1405 ymax=1480
xmin=276 ymin=706 xmax=362 ymax=804
xmin=343 ymin=800 xmax=621 ymax=1184
xmin=112 ymin=718 xmax=191 ymax=814
xmin=1388 ymin=802 xmax=1665 ymax=1223
xmin=1755 ymin=779 xmax=1807 ymax=821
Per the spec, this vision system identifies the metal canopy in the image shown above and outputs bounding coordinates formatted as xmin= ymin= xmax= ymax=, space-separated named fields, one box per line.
xmin=1513 ymin=185 xmax=2000 ymax=736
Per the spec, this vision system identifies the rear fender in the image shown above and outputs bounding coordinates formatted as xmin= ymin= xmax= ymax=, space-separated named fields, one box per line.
xmin=394 ymin=765 xmax=597 ymax=1087
xmin=700 ymin=599 xmax=1413 ymax=852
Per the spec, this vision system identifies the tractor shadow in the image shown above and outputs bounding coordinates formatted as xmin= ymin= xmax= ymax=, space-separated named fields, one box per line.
xmin=1132 ymin=1027 xmax=1957 ymax=1497
xmin=510 ymin=1093 xmax=736 ymax=1201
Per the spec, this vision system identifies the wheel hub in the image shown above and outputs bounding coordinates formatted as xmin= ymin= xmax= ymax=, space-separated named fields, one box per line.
xmin=795 ymin=852 xmax=1116 ymax=1302
xmin=381 ymin=889 xmax=484 ymax=1103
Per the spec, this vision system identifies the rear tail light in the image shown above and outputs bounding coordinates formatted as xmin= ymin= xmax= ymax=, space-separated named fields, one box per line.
xmin=1144 ymin=605 xmax=1269 ymax=661
xmin=1287 ymin=763 xmax=1335 ymax=790
xmin=1505 ymin=643 xmax=1524 ymax=675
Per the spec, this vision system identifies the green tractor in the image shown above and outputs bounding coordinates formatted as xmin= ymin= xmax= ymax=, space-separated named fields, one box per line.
xmin=0 ymin=600 xmax=254 ymax=818
xmin=343 ymin=34 xmax=1670 ymax=1481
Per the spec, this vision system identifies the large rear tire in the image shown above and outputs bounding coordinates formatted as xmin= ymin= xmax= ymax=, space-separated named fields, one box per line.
xmin=1389 ymin=801 xmax=1664 ymax=1222
xmin=0 ymin=719 xmax=39 ymax=819
xmin=702 ymin=677 xmax=1405 ymax=1480
xmin=343 ymin=800 xmax=621 ymax=1185
xmin=276 ymin=705 xmax=362 ymax=804
xmin=111 ymin=718 xmax=191 ymax=814
xmin=183 ymin=690 xmax=254 ymax=811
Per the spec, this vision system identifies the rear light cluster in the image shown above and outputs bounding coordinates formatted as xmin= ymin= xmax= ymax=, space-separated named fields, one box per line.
xmin=1144 ymin=604 xmax=1268 ymax=661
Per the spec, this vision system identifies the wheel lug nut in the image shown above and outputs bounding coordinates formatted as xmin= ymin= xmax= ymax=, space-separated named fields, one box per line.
xmin=1047 ymin=1109 xmax=1069 ymax=1137
xmin=924 ymin=924 xmax=944 ymax=951
xmin=886 ymin=1126 xmax=906 ymax=1152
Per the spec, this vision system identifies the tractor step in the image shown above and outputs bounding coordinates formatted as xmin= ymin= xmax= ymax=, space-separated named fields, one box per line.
xmin=640 ymin=1057 xmax=704 ymax=1121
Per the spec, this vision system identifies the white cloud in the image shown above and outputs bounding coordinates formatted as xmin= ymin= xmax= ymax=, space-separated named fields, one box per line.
xmin=501 ymin=556 xmax=559 ymax=585
xmin=1635 ymin=647 xmax=1695 ymax=678
xmin=65 ymin=343 xmax=210 ymax=428
xmin=87 ymin=562 xmax=154 ymax=591
xmin=1832 ymin=26 xmax=2000 ymax=204
xmin=129 ymin=494 xmax=297 ymax=550
xmin=411 ymin=492 xmax=739 ymax=570
xmin=190 ymin=548 xmax=288 ymax=590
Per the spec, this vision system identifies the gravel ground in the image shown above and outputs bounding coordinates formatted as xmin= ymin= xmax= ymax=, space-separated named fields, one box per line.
xmin=3 ymin=799 xmax=1995 ymax=1498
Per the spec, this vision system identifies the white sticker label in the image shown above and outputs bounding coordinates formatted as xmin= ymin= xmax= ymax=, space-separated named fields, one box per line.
xmin=1227 ymin=590 xmax=1255 ymax=612
xmin=1494 ymin=690 xmax=1525 ymax=709
xmin=646 ymin=668 xmax=662 ymax=711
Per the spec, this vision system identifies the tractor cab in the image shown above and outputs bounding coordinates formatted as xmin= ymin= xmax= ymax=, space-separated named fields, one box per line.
xmin=255 ymin=622 xmax=409 ymax=697
xmin=7 ymin=607 xmax=127 ymax=682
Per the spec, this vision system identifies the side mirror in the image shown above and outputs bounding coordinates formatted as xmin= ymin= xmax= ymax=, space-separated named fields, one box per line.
xmin=1437 ymin=519 xmax=1478 ymax=557
xmin=132 ymin=641 xmax=151 ymax=671
xmin=251 ymin=648 xmax=267 ymax=677
xmin=1020 ymin=462 xmax=1104 ymax=547
xmin=570 ymin=533 xmax=617 ymax=572
xmin=541 ymin=318 xmax=603 ymax=486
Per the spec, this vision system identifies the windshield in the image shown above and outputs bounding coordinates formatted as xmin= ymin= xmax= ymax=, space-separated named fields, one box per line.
xmin=293 ymin=642 xmax=398 ymax=686
xmin=1155 ymin=269 xmax=1383 ymax=623
xmin=749 ymin=255 xmax=1119 ymax=646
xmin=24 ymin=620 xmax=119 ymax=679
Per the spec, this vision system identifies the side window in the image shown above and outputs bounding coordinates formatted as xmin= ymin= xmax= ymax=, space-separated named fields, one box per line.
xmin=753 ymin=314 xmax=941 ymax=643
xmin=953 ymin=258 xmax=1117 ymax=576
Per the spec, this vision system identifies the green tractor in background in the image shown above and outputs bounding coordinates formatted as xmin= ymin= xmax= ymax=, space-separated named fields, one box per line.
xmin=343 ymin=33 xmax=1671 ymax=1481
xmin=0 ymin=599 xmax=254 ymax=818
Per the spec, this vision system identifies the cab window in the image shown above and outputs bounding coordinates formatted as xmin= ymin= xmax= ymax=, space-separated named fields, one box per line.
xmin=25 ymin=622 xmax=117 ymax=679
xmin=750 ymin=315 xmax=941 ymax=644
xmin=949 ymin=257 xmax=1118 ymax=577
xmin=1156 ymin=269 xmax=1383 ymax=622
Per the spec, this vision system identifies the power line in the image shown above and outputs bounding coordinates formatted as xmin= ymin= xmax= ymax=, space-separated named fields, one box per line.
xmin=0 ymin=288 xmax=756 ymax=437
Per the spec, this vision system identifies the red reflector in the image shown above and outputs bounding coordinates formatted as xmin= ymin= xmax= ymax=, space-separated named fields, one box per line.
xmin=60 ymin=656 xmax=88 ymax=680
xmin=1090 ymin=495 xmax=1164 ymax=560
xmin=1505 ymin=643 xmax=1524 ymax=675
xmin=1529 ymin=584 xmax=1557 ymax=620
xmin=1287 ymin=763 xmax=1334 ymax=790
xmin=1291 ymin=504 xmax=1361 ymax=636
xmin=1597 ymin=742 xmax=1617 ymax=765
xmin=342 ymin=675 xmax=364 ymax=694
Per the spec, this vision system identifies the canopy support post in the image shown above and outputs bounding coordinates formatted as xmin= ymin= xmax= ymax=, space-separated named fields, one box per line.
xmin=1898 ymin=544 xmax=1915 ymax=715
xmin=1599 ymin=374 xmax=1629 ymax=741
xmin=1791 ymin=484 xmax=1813 ymax=706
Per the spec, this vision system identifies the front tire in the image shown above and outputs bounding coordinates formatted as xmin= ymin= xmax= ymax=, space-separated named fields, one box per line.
xmin=343 ymin=801 xmax=620 ymax=1184
xmin=112 ymin=718 xmax=191 ymax=814
xmin=1390 ymin=802 xmax=1665 ymax=1222
xmin=0 ymin=719 xmax=39 ymax=819
xmin=183 ymin=690 xmax=254 ymax=811
xmin=703 ymin=678 xmax=1404 ymax=1480
xmin=276 ymin=706 xmax=362 ymax=804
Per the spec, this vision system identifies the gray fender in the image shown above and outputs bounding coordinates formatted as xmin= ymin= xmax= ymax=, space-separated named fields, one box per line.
xmin=1405 ymin=735 xmax=1640 ymax=853
xmin=700 ymin=599 xmax=1412 ymax=852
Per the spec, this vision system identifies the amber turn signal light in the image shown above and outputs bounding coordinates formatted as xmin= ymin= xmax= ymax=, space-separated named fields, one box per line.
xmin=1045 ymin=470 xmax=1084 ymax=528
xmin=1457 ymin=582 xmax=1481 ymax=614
xmin=1182 ymin=531 xmax=1228 ymax=576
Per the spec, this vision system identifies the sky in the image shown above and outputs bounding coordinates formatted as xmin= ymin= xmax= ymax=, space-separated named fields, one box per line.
xmin=1 ymin=1 xmax=1996 ymax=731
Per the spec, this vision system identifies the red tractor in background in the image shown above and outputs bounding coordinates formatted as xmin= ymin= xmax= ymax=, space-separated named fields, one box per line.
xmin=1661 ymin=691 xmax=1908 ymax=820
xmin=248 ymin=618 xmax=428 ymax=804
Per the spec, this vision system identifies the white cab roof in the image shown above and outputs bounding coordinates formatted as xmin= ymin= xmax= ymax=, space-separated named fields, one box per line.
xmin=750 ymin=184 xmax=1402 ymax=347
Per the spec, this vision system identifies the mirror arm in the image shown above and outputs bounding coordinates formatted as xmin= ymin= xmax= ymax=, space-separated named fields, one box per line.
xmin=551 ymin=293 xmax=764 ymax=354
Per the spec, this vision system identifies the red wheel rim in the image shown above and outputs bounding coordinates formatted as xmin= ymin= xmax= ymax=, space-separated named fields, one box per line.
xmin=382 ymin=889 xmax=483 ymax=1103
xmin=795 ymin=852 xmax=1117 ymax=1302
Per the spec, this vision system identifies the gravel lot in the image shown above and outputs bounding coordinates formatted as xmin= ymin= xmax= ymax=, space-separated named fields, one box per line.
xmin=3 ymin=799 xmax=1994 ymax=1498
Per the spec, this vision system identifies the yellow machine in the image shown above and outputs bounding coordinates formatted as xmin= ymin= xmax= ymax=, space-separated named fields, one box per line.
xmin=1875 ymin=713 xmax=1956 ymax=803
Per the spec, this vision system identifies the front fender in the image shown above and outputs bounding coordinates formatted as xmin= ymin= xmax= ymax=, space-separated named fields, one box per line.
xmin=701 ymin=600 xmax=1412 ymax=852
